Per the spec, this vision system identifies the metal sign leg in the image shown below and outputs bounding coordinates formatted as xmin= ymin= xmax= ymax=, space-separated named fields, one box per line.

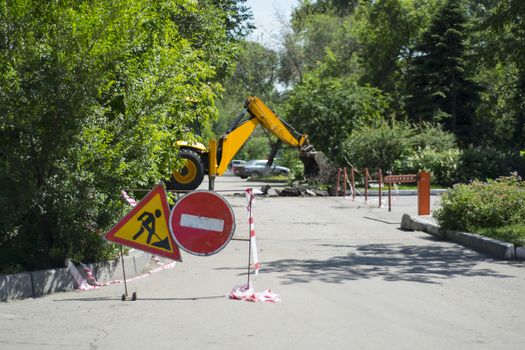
xmin=120 ymin=246 xmax=128 ymax=301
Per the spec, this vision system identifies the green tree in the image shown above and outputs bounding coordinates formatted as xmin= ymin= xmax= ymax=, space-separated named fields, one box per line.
xmin=215 ymin=41 xmax=280 ymax=134
xmin=285 ymin=73 xmax=390 ymax=161
xmin=291 ymin=0 xmax=360 ymax=26
xmin=343 ymin=122 xmax=460 ymax=185
xmin=214 ymin=41 xmax=282 ymax=161
xmin=357 ymin=0 xmax=440 ymax=95
xmin=279 ymin=11 xmax=360 ymax=86
xmin=0 ymin=0 xmax=245 ymax=271
xmin=484 ymin=0 xmax=525 ymax=150
xmin=405 ymin=0 xmax=480 ymax=145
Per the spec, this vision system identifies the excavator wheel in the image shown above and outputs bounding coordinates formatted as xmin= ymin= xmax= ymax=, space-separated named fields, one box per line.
xmin=166 ymin=149 xmax=205 ymax=191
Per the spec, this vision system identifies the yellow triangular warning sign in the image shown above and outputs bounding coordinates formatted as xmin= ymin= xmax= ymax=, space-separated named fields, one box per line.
xmin=104 ymin=184 xmax=182 ymax=261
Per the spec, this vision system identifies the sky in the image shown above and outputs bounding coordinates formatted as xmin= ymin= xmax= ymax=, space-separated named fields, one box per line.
xmin=244 ymin=0 xmax=299 ymax=48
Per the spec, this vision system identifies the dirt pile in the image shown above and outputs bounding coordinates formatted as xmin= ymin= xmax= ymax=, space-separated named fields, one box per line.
xmin=260 ymin=184 xmax=329 ymax=197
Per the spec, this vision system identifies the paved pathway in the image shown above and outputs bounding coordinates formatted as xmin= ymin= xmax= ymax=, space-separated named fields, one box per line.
xmin=1 ymin=182 xmax=524 ymax=349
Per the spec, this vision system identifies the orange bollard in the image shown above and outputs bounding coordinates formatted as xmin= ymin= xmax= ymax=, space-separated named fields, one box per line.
xmin=417 ymin=171 xmax=431 ymax=215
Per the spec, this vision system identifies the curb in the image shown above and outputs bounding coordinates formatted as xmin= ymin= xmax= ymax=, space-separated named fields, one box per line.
xmin=0 ymin=250 xmax=156 ymax=302
xmin=401 ymin=214 xmax=522 ymax=260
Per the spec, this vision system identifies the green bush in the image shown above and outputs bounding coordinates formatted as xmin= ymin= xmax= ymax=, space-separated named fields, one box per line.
xmin=456 ymin=146 xmax=524 ymax=182
xmin=235 ymin=135 xmax=271 ymax=160
xmin=410 ymin=123 xmax=457 ymax=152
xmin=433 ymin=175 xmax=525 ymax=246
xmin=343 ymin=121 xmax=414 ymax=172
xmin=394 ymin=147 xmax=460 ymax=187
xmin=344 ymin=121 xmax=461 ymax=186
xmin=285 ymin=74 xmax=390 ymax=162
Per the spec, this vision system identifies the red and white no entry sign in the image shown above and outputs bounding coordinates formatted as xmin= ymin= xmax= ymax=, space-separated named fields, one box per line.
xmin=169 ymin=191 xmax=235 ymax=256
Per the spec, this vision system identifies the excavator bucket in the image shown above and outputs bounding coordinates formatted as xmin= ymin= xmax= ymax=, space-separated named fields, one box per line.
xmin=299 ymin=150 xmax=334 ymax=182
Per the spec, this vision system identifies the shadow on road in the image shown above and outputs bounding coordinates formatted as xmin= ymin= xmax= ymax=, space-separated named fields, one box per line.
xmin=260 ymin=243 xmax=514 ymax=285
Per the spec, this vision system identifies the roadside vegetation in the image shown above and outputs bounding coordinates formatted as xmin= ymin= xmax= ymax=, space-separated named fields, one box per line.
xmin=434 ymin=175 xmax=525 ymax=247
xmin=217 ymin=0 xmax=525 ymax=188
xmin=0 ymin=0 xmax=252 ymax=273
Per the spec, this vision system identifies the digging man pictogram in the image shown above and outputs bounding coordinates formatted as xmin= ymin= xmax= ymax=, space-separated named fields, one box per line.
xmin=132 ymin=209 xmax=171 ymax=250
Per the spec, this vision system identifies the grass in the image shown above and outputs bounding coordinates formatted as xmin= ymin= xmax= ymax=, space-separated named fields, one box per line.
xmin=246 ymin=174 xmax=290 ymax=182
xmin=383 ymin=184 xmax=445 ymax=190
xmin=357 ymin=184 xmax=445 ymax=191
xmin=474 ymin=224 xmax=525 ymax=247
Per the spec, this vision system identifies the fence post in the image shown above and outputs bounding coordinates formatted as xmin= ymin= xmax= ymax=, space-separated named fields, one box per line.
xmin=364 ymin=168 xmax=369 ymax=203
xmin=336 ymin=168 xmax=341 ymax=197
xmin=343 ymin=167 xmax=348 ymax=197
xmin=388 ymin=182 xmax=392 ymax=212
xmin=351 ymin=167 xmax=355 ymax=201
xmin=378 ymin=169 xmax=382 ymax=208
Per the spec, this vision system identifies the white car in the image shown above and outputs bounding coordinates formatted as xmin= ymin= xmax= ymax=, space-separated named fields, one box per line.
xmin=229 ymin=159 xmax=246 ymax=172
xmin=234 ymin=159 xmax=290 ymax=179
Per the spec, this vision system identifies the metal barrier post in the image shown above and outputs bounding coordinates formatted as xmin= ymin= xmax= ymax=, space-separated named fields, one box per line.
xmin=388 ymin=182 xmax=392 ymax=211
xmin=343 ymin=167 xmax=348 ymax=197
xmin=336 ymin=168 xmax=341 ymax=196
xmin=351 ymin=167 xmax=355 ymax=201
xmin=364 ymin=168 xmax=369 ymax=203
xmin=378 ymin=169 xmax=382 ymax=208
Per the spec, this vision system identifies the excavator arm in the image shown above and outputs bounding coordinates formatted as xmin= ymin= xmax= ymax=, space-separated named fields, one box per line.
xmin=214 ymin=96 xmax=312 ymax=176
xmin=245 ymin=96 xmax=310 ymax=149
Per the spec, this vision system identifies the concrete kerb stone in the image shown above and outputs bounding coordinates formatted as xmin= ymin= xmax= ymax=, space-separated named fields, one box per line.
xmin=516 ymin=247 xmax=525 ymax=260
xmin=31 ymin=268 xmax=75 ymax=297
xmin=446 ymin=230 xmax=515 ymax=260
xmin=94 ymin=249 xmax=154 ymax=283
xmin=401 ymin=214 xmax=445 ymax=239
xmin=0 ymin=273 xmax=33 ymax=301
xmin=401 ymin=214 xmax=520 ymax=260
xmin=0 ymin=250 xmax=156 ymax=302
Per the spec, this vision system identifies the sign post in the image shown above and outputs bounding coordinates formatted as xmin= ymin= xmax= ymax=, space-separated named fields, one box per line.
xmin=384 ymin=172 xmax=431 ymax=214
xmin=384 ymin=174 xmax=417 ymax=212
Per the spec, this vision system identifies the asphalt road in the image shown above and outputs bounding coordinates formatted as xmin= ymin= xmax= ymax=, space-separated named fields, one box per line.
xmin=1 ymin=176 xmax=524 ymax=349
xmin=198 ymin=171 xmax=291 ymax=192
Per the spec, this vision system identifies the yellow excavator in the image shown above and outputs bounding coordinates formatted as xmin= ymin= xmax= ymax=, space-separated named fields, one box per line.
xmin=167 ymin=96 xmax=325 ymax=191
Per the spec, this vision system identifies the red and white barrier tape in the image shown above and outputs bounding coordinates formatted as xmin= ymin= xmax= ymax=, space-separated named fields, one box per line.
xmin=121 ymin=190 xmax=138 ymax=207
xmin=80 ymin=262 xmax=102 ymax=286
xmin=229 ymin=283 xmax=280 ymax=303
xmin=245 ymin=188 xmax=260 ymax=276
xmin=67 ymin=257 xmax=177 ymax=291
xmin=67 ymin=260 xmax=99 ymax=291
